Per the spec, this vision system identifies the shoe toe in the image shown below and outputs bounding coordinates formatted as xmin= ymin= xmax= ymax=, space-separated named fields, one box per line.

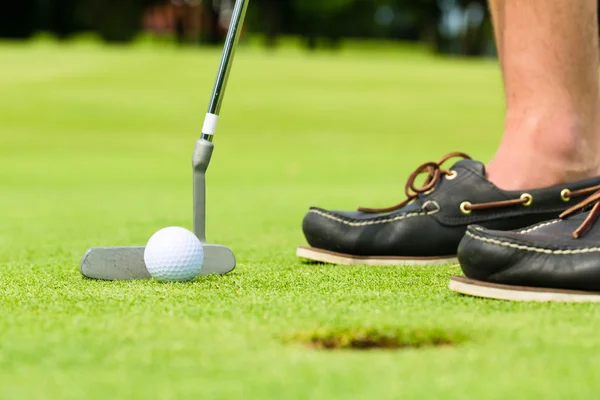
xmin=457 ymin=225 xmax=518 ymax=282
xmin=457 ymin=224 xmax=600 ymax=291
xmin=302 ymin=207 xmax=355 ymax=254
xmin=301 ymin=204 xmax=449 ymax=257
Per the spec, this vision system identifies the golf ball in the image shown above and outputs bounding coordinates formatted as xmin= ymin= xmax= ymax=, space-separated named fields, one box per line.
xmin=144 ymin=226 xmax=204 ymax=282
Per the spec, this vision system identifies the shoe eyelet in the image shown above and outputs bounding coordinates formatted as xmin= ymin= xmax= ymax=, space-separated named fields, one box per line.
xmin=445 ymin=170 xmax=458 ymax=180
xmin=561 ymin=189 xmax=571 ymax=202
xmin=460 ymin=201 xmax=472 ymax=214
xmin=521 ymin=193 xmax=533 ymax=206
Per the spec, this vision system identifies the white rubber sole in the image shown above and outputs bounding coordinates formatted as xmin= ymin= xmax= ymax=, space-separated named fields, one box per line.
xmin=449 ymin=276 xmax=600 ymax=303
xmin=296 ymin=246 xmax=458 ymax=266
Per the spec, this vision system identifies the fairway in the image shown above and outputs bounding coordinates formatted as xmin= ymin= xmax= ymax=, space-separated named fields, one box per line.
xmin=2 ymin=40 xmax=600 ymax=399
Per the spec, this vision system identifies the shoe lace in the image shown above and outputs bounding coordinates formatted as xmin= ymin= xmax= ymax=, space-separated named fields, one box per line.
xmin=358 ymin=152 xmax=533 ymax=214
xmin=559 ymin=190 xmax=600 ymax=239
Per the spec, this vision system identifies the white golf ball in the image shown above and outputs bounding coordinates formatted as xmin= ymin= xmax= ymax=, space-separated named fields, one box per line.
xmin=144 ymin=226 xmax=204 ymax=282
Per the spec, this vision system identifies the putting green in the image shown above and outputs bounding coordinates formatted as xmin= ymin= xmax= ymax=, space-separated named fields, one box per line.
xmin=1 ymin=39 xmax=598 ymax=399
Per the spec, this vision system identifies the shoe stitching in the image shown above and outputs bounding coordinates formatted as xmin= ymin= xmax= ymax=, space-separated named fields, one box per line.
xmin=518 ymin=219 xmax=561 ymax=233
xmin=466 ymin=230 xmax=600 ymax=254
xmin=309 ymin=207 xmax=439 ymax=227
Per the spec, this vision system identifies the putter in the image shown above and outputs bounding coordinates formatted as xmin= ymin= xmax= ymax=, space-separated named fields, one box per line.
xmin=79 ymin=0 xmax=250 ymax=280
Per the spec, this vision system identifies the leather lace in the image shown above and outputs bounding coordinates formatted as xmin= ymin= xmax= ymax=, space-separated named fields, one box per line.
xmin=358 ymin=152 xmax=531 ymax=214
xmin=559 ymin=190 xmax=600 ymax=239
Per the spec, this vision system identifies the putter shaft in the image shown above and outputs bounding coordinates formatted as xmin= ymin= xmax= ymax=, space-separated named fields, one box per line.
xmin=201 ymin=0 xmax=250 ymax=142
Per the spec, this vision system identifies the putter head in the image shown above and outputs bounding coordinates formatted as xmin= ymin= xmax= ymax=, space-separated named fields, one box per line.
xmin=78 ymin=0 xmax=247 ymax=282
xmin=79 ymin=244 xmax=235 ymax=280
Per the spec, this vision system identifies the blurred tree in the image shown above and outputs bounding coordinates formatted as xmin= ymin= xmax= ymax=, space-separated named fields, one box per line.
xmin=249 ymin=0 xmax=287 ymax=48
xmin=34 ymin=0 xmax=81 ymax=39
xmin=459 ymin=0 xmax=492 ymax=56
xmin=414 ymin=0 xmax=443 ymax=51
xmin=369 ymin=0 xmax=443 ymax=51
xmin=0 ymin=0 xmax=497 ymax=57
xmin=0 ymin=0 xmax=37 ymax=39
xmin=200 ymin=0 xmax=225 ymax=45
xmin=292 ymin=0 xmax=355 ymax=49
xmin=78 ymin=0 xmax=158 ymax=43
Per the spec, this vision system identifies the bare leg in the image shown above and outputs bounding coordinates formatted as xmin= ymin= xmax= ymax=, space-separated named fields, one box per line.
xmin=486 ymin=0 xmax=600 ymax=190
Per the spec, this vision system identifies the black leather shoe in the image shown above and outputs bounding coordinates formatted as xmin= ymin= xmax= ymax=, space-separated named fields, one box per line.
xmin=297 ymin=152 xmax=600 ymax=266
xmin=451 ymin=191 xmax=600 ymax=302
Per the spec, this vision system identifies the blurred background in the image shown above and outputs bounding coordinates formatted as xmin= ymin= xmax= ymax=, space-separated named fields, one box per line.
xmin=2 ymin=0 xmax=496 ymax=57
xmin=0 ymin=0 xmax=509 ymax=262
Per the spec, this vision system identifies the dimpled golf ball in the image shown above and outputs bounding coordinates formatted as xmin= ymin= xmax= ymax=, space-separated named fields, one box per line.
xmin=144 ymin=226 xmax=204 ymax=282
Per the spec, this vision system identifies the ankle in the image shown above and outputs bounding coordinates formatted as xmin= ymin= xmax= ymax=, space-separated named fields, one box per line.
xmin=486 ymin=114 xmax=600 ymax=190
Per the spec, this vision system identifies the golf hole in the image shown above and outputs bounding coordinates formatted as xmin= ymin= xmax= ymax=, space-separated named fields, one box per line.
xmin=290 ymin=327 xmax=462 ymax=351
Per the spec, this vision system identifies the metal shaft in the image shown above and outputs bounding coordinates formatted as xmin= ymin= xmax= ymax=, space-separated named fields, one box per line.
xmin=201 ymin=0 xmax=250 ymax=142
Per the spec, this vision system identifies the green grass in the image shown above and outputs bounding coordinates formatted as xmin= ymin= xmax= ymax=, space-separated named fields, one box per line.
xmin=1 ymin=39 xmax=600 ymax=399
